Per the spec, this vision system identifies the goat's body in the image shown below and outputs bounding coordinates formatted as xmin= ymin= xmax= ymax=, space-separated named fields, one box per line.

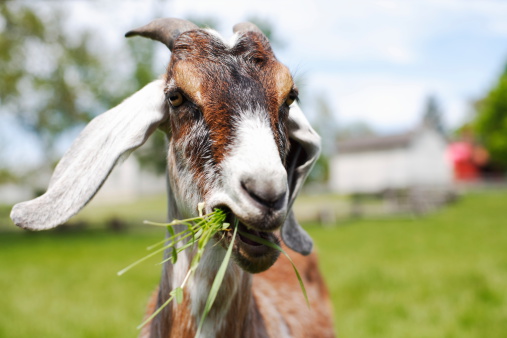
xmin=11 ymin=18 xmax=335 ymax=338
xmin=135 ymin=24 xmax=335 ymax=338
xmin=141 ymin=246 xmax=334 ymax=338
xmin=253 ymin=249 xmax=334 ymax=338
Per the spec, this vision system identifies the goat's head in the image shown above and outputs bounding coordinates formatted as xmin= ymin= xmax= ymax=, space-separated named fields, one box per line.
xmin=10 ymin=18 xmax=321 ymax=274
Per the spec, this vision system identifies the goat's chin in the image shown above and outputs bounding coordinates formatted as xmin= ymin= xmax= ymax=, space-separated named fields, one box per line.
xmin=217 ymin=216 xmax=281 ymax=274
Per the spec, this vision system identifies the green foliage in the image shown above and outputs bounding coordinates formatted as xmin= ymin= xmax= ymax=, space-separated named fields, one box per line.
xmin=0 ymin=168 xmax=17 ymax=184
xmin=0 ymin=4 xmax=124 ymax=159
xmin=0 ymin=3 xmax=164 ymax=173
xmin=473 ymin=64 xmax=507 ymax=169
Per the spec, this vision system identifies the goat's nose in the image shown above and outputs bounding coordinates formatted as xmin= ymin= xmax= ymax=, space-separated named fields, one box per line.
xmin=241 ymin=176 xmax=287 ymax=210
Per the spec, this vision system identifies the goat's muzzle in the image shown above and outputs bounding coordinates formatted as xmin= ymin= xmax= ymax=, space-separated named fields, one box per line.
xmin=240 ymin=176 xmax=287 ymax=212
xmin=209 ymin=168 xmax=288 ymax=274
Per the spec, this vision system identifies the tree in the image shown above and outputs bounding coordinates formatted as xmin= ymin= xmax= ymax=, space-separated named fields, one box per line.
xmin=0 ymin=3 xmax=170 ymax=175
xmin=336 ymin=121 xmax=376 ymax=141
xmin=0 ymin=4 xmax=129 ymax=165
xmin=124 ymin=37 xmax=168 ymax=175
xmin=422 ymin=95 xmax=445 ymax=135
xmin=473 ymin=63 xmax=507 ymax=169
xmin=306 ymin=95 xmax=338 ymax=183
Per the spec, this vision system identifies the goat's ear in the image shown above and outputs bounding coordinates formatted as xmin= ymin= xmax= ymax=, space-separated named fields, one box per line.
xmin=281 ymin=103 xmax=321 ymax=255
xmin=10 ymin=80 xmax=168 ymax=230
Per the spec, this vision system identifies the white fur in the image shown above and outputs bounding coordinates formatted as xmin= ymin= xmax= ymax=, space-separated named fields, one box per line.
xmin=172 ymin=240 xmax=190 ymax=288
xmin=208 ymin=110 xmax=288 ymax=223
xmin=187 ymin=241 xmax=246 ymax=337
xmin=203 ymin=28 xmax=241 ymax=49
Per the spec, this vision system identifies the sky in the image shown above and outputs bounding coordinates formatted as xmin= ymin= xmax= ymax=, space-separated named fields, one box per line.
xmin=74 ymin=0 xmax=507 ymax=131
xmin=1 ymin=0 xmax=507 ymax=167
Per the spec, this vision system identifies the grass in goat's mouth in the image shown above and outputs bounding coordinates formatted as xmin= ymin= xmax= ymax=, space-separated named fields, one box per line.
xmin=118 ymin=203 xmax=308 ymax=336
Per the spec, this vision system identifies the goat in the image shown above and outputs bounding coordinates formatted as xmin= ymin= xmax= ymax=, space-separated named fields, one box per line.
xmin=11 ymin=18 xmax=335 ymax=338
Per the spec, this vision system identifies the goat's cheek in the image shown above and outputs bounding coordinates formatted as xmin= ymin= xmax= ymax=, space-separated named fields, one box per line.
xmin=167 ymin=145 xmax=202 ymax=217
xmin=174 ymin=120 xmax=216 ymax=197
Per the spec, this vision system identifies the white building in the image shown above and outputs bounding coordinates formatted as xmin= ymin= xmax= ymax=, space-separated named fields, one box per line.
xmin=329 ymin=123 xmax=453 ymax=195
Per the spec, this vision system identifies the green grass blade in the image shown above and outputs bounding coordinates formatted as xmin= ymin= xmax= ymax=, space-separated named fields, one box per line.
xmin=172 ymin=287 xmax=184 ymax=304
xmin=134 ymin=206 xmax=230 ymax=333
xmin=167 ymin=224 xmax=176 ymax=238
xmin=146 ymin=237 xmax=171 ymax=251
xmin=146 ymin=226 xmax=195 ymax=251
xmin=143 ymin=220 xmax=172 ymax=226
xmin=196 ymin=225 xmax=238 ymax=337
xmin=171 ymin=246 xmax=178 ymax=264
xmin=117 ymin=244 xmax=170 ymax=276
xmin=237 ymin=230 xmax=310 ymax=308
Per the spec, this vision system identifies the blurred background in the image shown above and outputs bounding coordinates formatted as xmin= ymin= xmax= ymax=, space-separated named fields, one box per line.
xmin=1 ymin=1 xmax=507 ymax=337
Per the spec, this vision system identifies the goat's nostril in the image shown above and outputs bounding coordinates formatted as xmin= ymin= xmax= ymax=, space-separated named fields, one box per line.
xmin=241 ymin=179 xmax=287 ymax=210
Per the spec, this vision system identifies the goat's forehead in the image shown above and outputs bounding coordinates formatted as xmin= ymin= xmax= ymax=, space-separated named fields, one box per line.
xmin=168 ymin=30 xmax=294 ymax=106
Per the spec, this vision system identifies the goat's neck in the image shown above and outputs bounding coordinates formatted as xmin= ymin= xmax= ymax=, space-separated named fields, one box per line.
xmin=150 ymin=177 xmax=260 ymax=338
xmin=183 ymin=242 xmax=254 ymax=337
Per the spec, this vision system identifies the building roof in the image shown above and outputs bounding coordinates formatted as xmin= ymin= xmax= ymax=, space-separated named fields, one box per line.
xmin=337 ymin=129 xmax=419 ymax=154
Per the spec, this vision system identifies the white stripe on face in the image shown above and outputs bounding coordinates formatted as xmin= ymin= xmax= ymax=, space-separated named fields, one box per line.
xmin=229 ymin=111 xmax=286 ymax=188
xmin=209 ymin=110 xmax=288 ymax=229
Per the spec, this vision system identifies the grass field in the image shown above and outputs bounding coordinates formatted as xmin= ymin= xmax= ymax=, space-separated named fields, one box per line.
xmin=1 ymin=190 xmax=506 ymax=337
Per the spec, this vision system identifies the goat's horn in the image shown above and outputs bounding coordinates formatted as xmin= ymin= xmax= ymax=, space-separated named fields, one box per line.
xmin=233 ymin=22 xmax=266 ymax=37
xmin=125 ymin=18 xmax=198 ymax=51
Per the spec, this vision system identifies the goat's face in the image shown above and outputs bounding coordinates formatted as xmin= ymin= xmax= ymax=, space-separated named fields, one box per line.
xmin=10 ymin=19 xmax=320 ymax=274
xmin=165 ymin=30 xmax=296 ymax=273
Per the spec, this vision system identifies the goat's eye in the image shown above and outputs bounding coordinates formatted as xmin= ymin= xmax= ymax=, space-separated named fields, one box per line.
xmin=168 ymin=92 xmax=184 ymax=107
xmin=285 ymin=93 xmax=297 ymax=106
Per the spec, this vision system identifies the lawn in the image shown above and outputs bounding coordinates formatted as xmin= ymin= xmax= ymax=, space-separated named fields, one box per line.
xmin=307 ymin=189 xmax=507 ymax=337
xmin=1 ymin=190 xmax=506 ymax=337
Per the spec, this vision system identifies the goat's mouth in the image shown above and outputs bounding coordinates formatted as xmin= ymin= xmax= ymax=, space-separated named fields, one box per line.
xmin=218 ymin=212 xmax=281 ymax=274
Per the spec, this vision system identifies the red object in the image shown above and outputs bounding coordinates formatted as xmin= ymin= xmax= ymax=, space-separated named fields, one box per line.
xmin=447 ymin=142 xmax=479 ymax=181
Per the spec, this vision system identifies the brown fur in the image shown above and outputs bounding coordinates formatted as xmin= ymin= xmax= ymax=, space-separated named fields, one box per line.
xmin=254 ymin=247 xmax=335 ymax=338
xmin=168 ymin=294 xmax=196 ymax=337
xmin=141 ymin=247 xmax=334 ymax=338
